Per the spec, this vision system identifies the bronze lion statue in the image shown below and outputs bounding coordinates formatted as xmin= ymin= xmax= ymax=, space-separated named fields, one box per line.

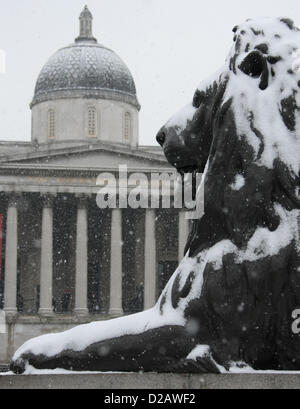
xmin=11 ymin=17 xmax=300 ymax=374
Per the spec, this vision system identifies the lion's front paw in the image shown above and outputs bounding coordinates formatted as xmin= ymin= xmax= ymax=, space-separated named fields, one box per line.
xmin=10 ymin=357 xmax=27 ymax=375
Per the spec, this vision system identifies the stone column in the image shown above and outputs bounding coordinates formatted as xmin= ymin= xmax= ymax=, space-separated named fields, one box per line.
xmin=4 ymin=195 xmax=19 ymax=317
xmin=144 ymin=209 xmax=157 ymax=310
xmin=39 ymin=194 xmax=54 ymax=316
xmin=108 ymin=208 xmax=123 ymax=316
xmin=75 ymin=196 xmax=89 ymax=316
xmin=178 ymin=211 xmax=190 ymax=263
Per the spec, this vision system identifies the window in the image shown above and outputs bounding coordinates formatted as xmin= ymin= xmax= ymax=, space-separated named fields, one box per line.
xmin=88 ymin=107 xmax=97 ymax=137
xmin=48 ymin=109 xmax=56 ymax=139
xmin=124 ymin=112 xmax=131 ymax=141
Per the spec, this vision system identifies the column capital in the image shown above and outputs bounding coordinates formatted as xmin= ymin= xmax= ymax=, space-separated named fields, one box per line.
xmin=41 ymin=194 xmax=55 ymax=208
xmin=76 ymin=194 xmax=89 ymax=209
xmin=7 ymin=193 xmax=21 ymax=208
xmin=145 ymin=208 xmax=156 ymax=216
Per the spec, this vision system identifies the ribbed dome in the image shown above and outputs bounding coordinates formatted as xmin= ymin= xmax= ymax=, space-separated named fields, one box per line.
xmin=31 ymin=7 xmax=139 ymax=109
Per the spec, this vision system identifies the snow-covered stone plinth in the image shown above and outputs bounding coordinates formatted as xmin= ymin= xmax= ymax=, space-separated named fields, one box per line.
xmin=1 ymin=373 xmax=300 ymax=389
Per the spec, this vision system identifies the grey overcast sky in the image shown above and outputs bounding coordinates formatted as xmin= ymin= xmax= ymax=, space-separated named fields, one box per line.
xmin=0 ymin=0 xmax=299 ymax=145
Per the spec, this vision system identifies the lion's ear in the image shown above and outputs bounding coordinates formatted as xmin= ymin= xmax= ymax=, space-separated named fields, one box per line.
xmin=238 ymin=51 xmax=269 ymax=90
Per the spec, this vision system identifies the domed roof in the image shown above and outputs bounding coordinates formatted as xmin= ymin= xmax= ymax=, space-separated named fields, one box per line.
xmin=31 ymin=6 xmax=140 ymax=109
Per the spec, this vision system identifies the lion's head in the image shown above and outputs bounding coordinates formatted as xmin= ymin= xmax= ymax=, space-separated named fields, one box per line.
xmin=157 ymin=17 xmax=300 ymax=256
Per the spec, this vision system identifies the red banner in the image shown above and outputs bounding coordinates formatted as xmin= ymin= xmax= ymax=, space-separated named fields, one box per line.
xmin=0 ymin=214 xmax=3 ymax=281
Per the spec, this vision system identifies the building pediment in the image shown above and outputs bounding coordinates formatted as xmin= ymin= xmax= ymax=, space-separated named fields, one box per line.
xmin=0 ymin=142 xmax=171 ymax=172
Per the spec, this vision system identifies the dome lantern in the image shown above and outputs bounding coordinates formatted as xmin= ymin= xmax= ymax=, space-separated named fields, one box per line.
xmin=76 ymin=5 xmax=97 ymax=44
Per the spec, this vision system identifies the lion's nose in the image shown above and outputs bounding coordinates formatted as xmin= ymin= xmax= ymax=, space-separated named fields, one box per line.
xmin=156 ymin=129 xmax=166 ymax=147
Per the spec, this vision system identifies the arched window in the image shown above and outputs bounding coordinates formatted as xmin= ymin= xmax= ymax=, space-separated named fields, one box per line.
xmin=48 ymin=109 xmax=56 ymax=139
xmin=124 ymin=112 xmax=131 ymax=141
xmin=88 ymin=107 xmax=97 ymax=137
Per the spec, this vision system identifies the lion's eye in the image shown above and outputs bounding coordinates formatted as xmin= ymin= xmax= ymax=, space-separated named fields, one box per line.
xmin=192 ymin=91 xmax=203 ymax=108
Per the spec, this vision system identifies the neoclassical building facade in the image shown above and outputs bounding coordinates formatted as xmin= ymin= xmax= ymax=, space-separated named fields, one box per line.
xmin=0 ymin=7 xmax=189 ymax=363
